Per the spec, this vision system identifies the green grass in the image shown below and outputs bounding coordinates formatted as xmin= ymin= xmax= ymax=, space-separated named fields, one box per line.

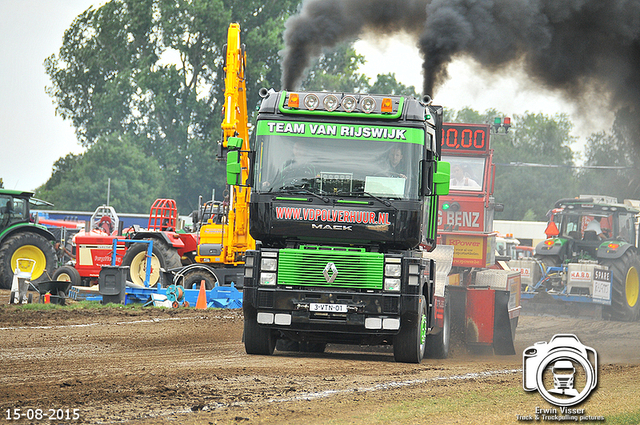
xmin=373 ymin=386 xmax=523 ymax=422
xmin=12 ymin=299 xmax=157 ymax=311
xmin=593 ymin=409 xmax=640 ymax=425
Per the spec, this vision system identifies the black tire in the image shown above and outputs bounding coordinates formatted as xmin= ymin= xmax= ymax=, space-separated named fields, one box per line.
xmin=393 ymin=296 xmax=427 ymax=363
xmin=58 ymin=290 xmax=67 ymax=306
xmin=425 ymin=295 xmax=450 ymax=359
xmin=182 ymin=269 xmax=217 ymax=290
xmin=0 ymin=232 xmax=56 ymax=289
xmin=603 ymin=251 xmax=640 ymax=322
xmin=535 ymin=255 xmax=561 ymax=271
xmin=244 ymin=305 xmax=276 ymax=355
xmin=52 ymin=265 xmax=82 ymax=287
xmin=121 ymin=240 xmax=181 ymax=287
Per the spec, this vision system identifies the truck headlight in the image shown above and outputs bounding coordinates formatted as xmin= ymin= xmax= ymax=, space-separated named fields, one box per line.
xmin=260 ymin=272 xmax=277 ymax=286
xmin=385 ymin=264 xmax=401 ymax=277
xmin=261 ymin=258 xmax=277 ymax=271
xmin=384 ymin=278 xmax=401 ymax=292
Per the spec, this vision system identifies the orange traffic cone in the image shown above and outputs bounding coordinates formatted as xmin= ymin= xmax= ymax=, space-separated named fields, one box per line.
xmin=195 ymin=280 xmax=207 ymax=310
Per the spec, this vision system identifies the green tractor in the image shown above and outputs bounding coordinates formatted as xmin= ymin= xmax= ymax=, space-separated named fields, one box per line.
xmin=0 ymin=189 xmax=57 ymax=289
xmin=532 ymin=196 xmax=640 ymax=321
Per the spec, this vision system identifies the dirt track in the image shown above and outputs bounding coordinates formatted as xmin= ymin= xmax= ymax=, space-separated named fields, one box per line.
xmin=1 ymin=289 xmax=640 ymax=424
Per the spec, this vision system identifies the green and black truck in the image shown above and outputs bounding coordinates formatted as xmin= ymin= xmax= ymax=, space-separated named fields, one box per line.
xmin=227 ymin=89 xmax=450 ymax=363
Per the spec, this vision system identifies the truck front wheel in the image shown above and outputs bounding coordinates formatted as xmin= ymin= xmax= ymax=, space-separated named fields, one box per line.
xmin=0 ymin=233 xmax=56 ymax=289
xmin=244 ymin=305 xmax=276 ymax=355
xmin=393 ymin=296 xmax=427 ymax=363
xmin=604 ymin=251 xmax=640 ymax=321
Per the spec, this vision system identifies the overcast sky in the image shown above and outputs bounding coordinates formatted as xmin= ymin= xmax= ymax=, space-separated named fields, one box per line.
xmin=1 ymin=1 xmax=613 ymax=193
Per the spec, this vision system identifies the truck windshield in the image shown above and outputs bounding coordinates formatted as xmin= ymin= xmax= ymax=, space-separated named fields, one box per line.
xmin=254 ymin=124 xmax=425 ymax=200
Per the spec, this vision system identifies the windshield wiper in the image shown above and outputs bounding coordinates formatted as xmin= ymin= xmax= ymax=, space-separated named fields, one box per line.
xmin=275 ymin=186 xmax=330 ymax=203
xmin=345 ymin=191 xmax=398 ymax=211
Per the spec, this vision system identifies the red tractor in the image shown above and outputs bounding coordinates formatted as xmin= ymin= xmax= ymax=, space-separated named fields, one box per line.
xmin=53 ymin=199 xmax=198 ymax=288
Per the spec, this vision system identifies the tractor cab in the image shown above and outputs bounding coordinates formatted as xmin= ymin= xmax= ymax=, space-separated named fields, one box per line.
xmin=538 ymin=196 xmax=638 ymax=262
xmin=0 ymin=192 xmax=29 ymax=229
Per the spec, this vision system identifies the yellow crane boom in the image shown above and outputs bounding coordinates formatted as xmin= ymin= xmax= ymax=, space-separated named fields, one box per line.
xmin=195 ymin=23 xmax=254 ymax=267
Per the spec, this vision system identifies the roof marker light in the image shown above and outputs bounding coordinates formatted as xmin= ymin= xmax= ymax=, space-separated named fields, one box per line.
xmin=288 ymin=93 xmax=299 ymax=108
xmin=381 ymin=98 xmax=393 ymax=113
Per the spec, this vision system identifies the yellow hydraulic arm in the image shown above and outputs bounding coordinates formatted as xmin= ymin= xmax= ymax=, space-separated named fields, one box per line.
xmin=196 ymin=23 xmax=255 ymax=266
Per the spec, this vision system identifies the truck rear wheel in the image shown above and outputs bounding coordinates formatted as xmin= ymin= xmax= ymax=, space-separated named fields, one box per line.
xmin=424 ymin=295 xmax=450 ymax=359
xmin=121 ymin=241 xmax=181 ymax=287
xmin=52 ymin=265 xmax=82 ymax=287
xmin=603 ymin=251 xmax=640 ymax=321
xmin=393 ymin=296 xmax=427 ymax=363
xmin=244 ymin=305 xmax=276 ymax=355
xmin=0 ymin=233 xmax=56 ymax=289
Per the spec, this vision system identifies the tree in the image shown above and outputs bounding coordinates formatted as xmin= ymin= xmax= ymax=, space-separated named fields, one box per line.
xmin=492 ymin=112 xmax=579 ymax=220
xmin=44 ymin=0 xmax=299 ymax=212
xmin=369 ymin=73 xmax=419 ymax=97
xmin=36 ymin=135 xmax=169 ymax=213
xmin=578 ymin=107 xmax=640 ymax=201
xmin=444 ymin=108 xmax=579 ymax=221
xmin=300 ymin=42 xmax=420 ymax=96
xmin=300 ymin=42 xmax=370 ymax=92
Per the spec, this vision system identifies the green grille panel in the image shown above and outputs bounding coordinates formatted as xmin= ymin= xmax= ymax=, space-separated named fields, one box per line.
xmin=277 ymin=246 xmax=384 ymax=289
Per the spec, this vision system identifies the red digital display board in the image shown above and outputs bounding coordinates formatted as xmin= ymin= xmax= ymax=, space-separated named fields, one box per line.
xmin=441 ymin=123 xmax=490 ymax=153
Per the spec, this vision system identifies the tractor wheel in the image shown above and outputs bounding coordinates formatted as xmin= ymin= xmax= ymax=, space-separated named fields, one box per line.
xmin=535 ymin=255 xmax=561 ymax=271
xmin=244 ymin=305 xmax=276 ymax=355
xmin=0 ymin=232 xmax=56 ymax=289
xmin=603 ymin=251 xmax=640 ymax=321
xmin=393 ymin=296 xmax=427 ymax=363
xmin=121 ymin=241 xmax=181 ymax=288
xmin=182 ymin=269 xmax=217 ymax=290
xmin=424 ymin=295 xmax=450 ymax=359
xmin=52 ymin=265 xmax=82 ymax=287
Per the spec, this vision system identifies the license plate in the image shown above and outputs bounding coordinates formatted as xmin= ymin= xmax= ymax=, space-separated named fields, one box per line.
xmin=310 ymin=303 xmax=347 ymax=313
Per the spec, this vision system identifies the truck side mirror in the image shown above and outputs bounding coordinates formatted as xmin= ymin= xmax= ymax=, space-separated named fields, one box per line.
xmin=226 ymin=136 xmax=243 ymax=185
xmin=433 ymin=161 xmax=450 ymax=196
xmin=226 ymin=150 xmax=241 ymax=185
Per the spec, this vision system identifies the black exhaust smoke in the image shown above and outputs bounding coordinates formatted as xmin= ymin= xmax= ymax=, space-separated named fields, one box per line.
xmin=282 ymin=0 xmax=640 ymax=119
xmin=281 ymin=0 xmax=428 ymax=91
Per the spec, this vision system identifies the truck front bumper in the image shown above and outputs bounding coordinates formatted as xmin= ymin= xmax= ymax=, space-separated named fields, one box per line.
xmin=244 ymin=286 xmax=420 ymax=335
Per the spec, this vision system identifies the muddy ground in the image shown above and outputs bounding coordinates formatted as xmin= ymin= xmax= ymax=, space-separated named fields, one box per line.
xmin=1 ymin=289 xmax=639 ymax=424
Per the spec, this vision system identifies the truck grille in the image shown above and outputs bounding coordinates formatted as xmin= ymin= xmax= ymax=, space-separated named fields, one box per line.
xmin=277 ymin=246 xmax=384 ymax=290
